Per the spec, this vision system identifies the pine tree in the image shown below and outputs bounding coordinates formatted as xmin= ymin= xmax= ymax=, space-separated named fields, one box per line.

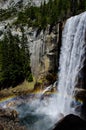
xmin=0 ymin=29 xmax=32 ymax=89
xmin=20 ymin=27 xmax=32 ymax=81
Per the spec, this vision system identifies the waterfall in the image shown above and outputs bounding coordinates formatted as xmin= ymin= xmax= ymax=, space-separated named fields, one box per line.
xmin=28 ymin=12 xmax=86 ymax=119
xmin=57 ymin=12 xmax=86 ymax=116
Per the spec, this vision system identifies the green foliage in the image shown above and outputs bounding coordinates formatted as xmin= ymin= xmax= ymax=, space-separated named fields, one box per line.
xmin=0 ymin=29 xmax=33 ymax=88
xmin=0 ymin=8 xmax=17 ymax=21
xmin=28 ymin=74 xmax=33 ymax=82
xmin=0 ymin=0 xmax=86 ymax=28
xmin=13 ymin=0 xmax=86 ymax=29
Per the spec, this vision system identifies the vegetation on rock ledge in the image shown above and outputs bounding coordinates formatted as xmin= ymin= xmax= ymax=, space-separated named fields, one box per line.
xmin=0 ymin=0 xmax=86 ymax=29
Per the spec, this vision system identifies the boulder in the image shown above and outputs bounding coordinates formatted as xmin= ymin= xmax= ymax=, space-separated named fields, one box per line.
xmin=0 ymin=108 xmax=27 ymax=130
xmin=0 ymin=108 xmax=18 ymax=120
xmin=53 ymin=114 xmax=86 ymax=130
xmin=0 ymin=124 xmax=4 ymax=130
xmin=74 ymin=88 xmax=86 ymax=101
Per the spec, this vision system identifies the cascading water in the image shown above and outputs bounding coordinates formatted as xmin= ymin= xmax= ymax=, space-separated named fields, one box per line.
xmin=57 ymin=12 xmax=86 ymax=116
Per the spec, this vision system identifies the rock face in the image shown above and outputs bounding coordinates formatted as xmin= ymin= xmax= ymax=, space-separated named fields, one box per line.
xmin=0 ymin=0 xmax=48 ymax=9
xmin=29 ymin=23 xmax=63 ymax=88
xmin=0 ymin=108 xmax=27 ymax=130
xmin=0 ymin=18 xmax=63 ymax=89
xmin=53 ymin=114 xmax=86 ymax=130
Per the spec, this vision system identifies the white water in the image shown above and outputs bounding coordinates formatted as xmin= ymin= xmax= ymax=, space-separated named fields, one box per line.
xmin=57 ymin=12 xmax=86 ymax=116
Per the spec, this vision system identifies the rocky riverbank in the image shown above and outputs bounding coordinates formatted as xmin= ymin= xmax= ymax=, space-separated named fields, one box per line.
xmin=0 ymin=80 xmax=35 ymax=101
xmin=0 ymin=108 xmax=27 ymax=130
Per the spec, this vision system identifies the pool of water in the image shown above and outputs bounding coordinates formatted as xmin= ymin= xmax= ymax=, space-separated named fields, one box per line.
xmin=16 ymin=95 xmax=58 ymax=130
xmin=0 ymin=94 xmax=58 ymax=130
xmin=19 ymin=108 xmax=55 ymax=130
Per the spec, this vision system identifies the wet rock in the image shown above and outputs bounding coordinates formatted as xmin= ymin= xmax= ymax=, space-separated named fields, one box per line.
xmin=0 ymin=108 xmax=27 ymax=130
xmin=73 ymin=88 xmax=86 ymax=119
xmin=0 ymin=108 xmax=18 ymax=120
xmin=0 ymin=124 xmax=4 ymax=130
xmin=74 ymin=88 xmax=86 ymax=101
xmin=53 ymin=114 xmax=86 ymax=130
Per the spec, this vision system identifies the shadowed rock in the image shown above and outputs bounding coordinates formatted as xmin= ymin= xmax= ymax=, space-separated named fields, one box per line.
xmin=53 ymin=114 xmax=86 ymax=130
xmin=0 ymin=124 xmax=4 ymax=130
